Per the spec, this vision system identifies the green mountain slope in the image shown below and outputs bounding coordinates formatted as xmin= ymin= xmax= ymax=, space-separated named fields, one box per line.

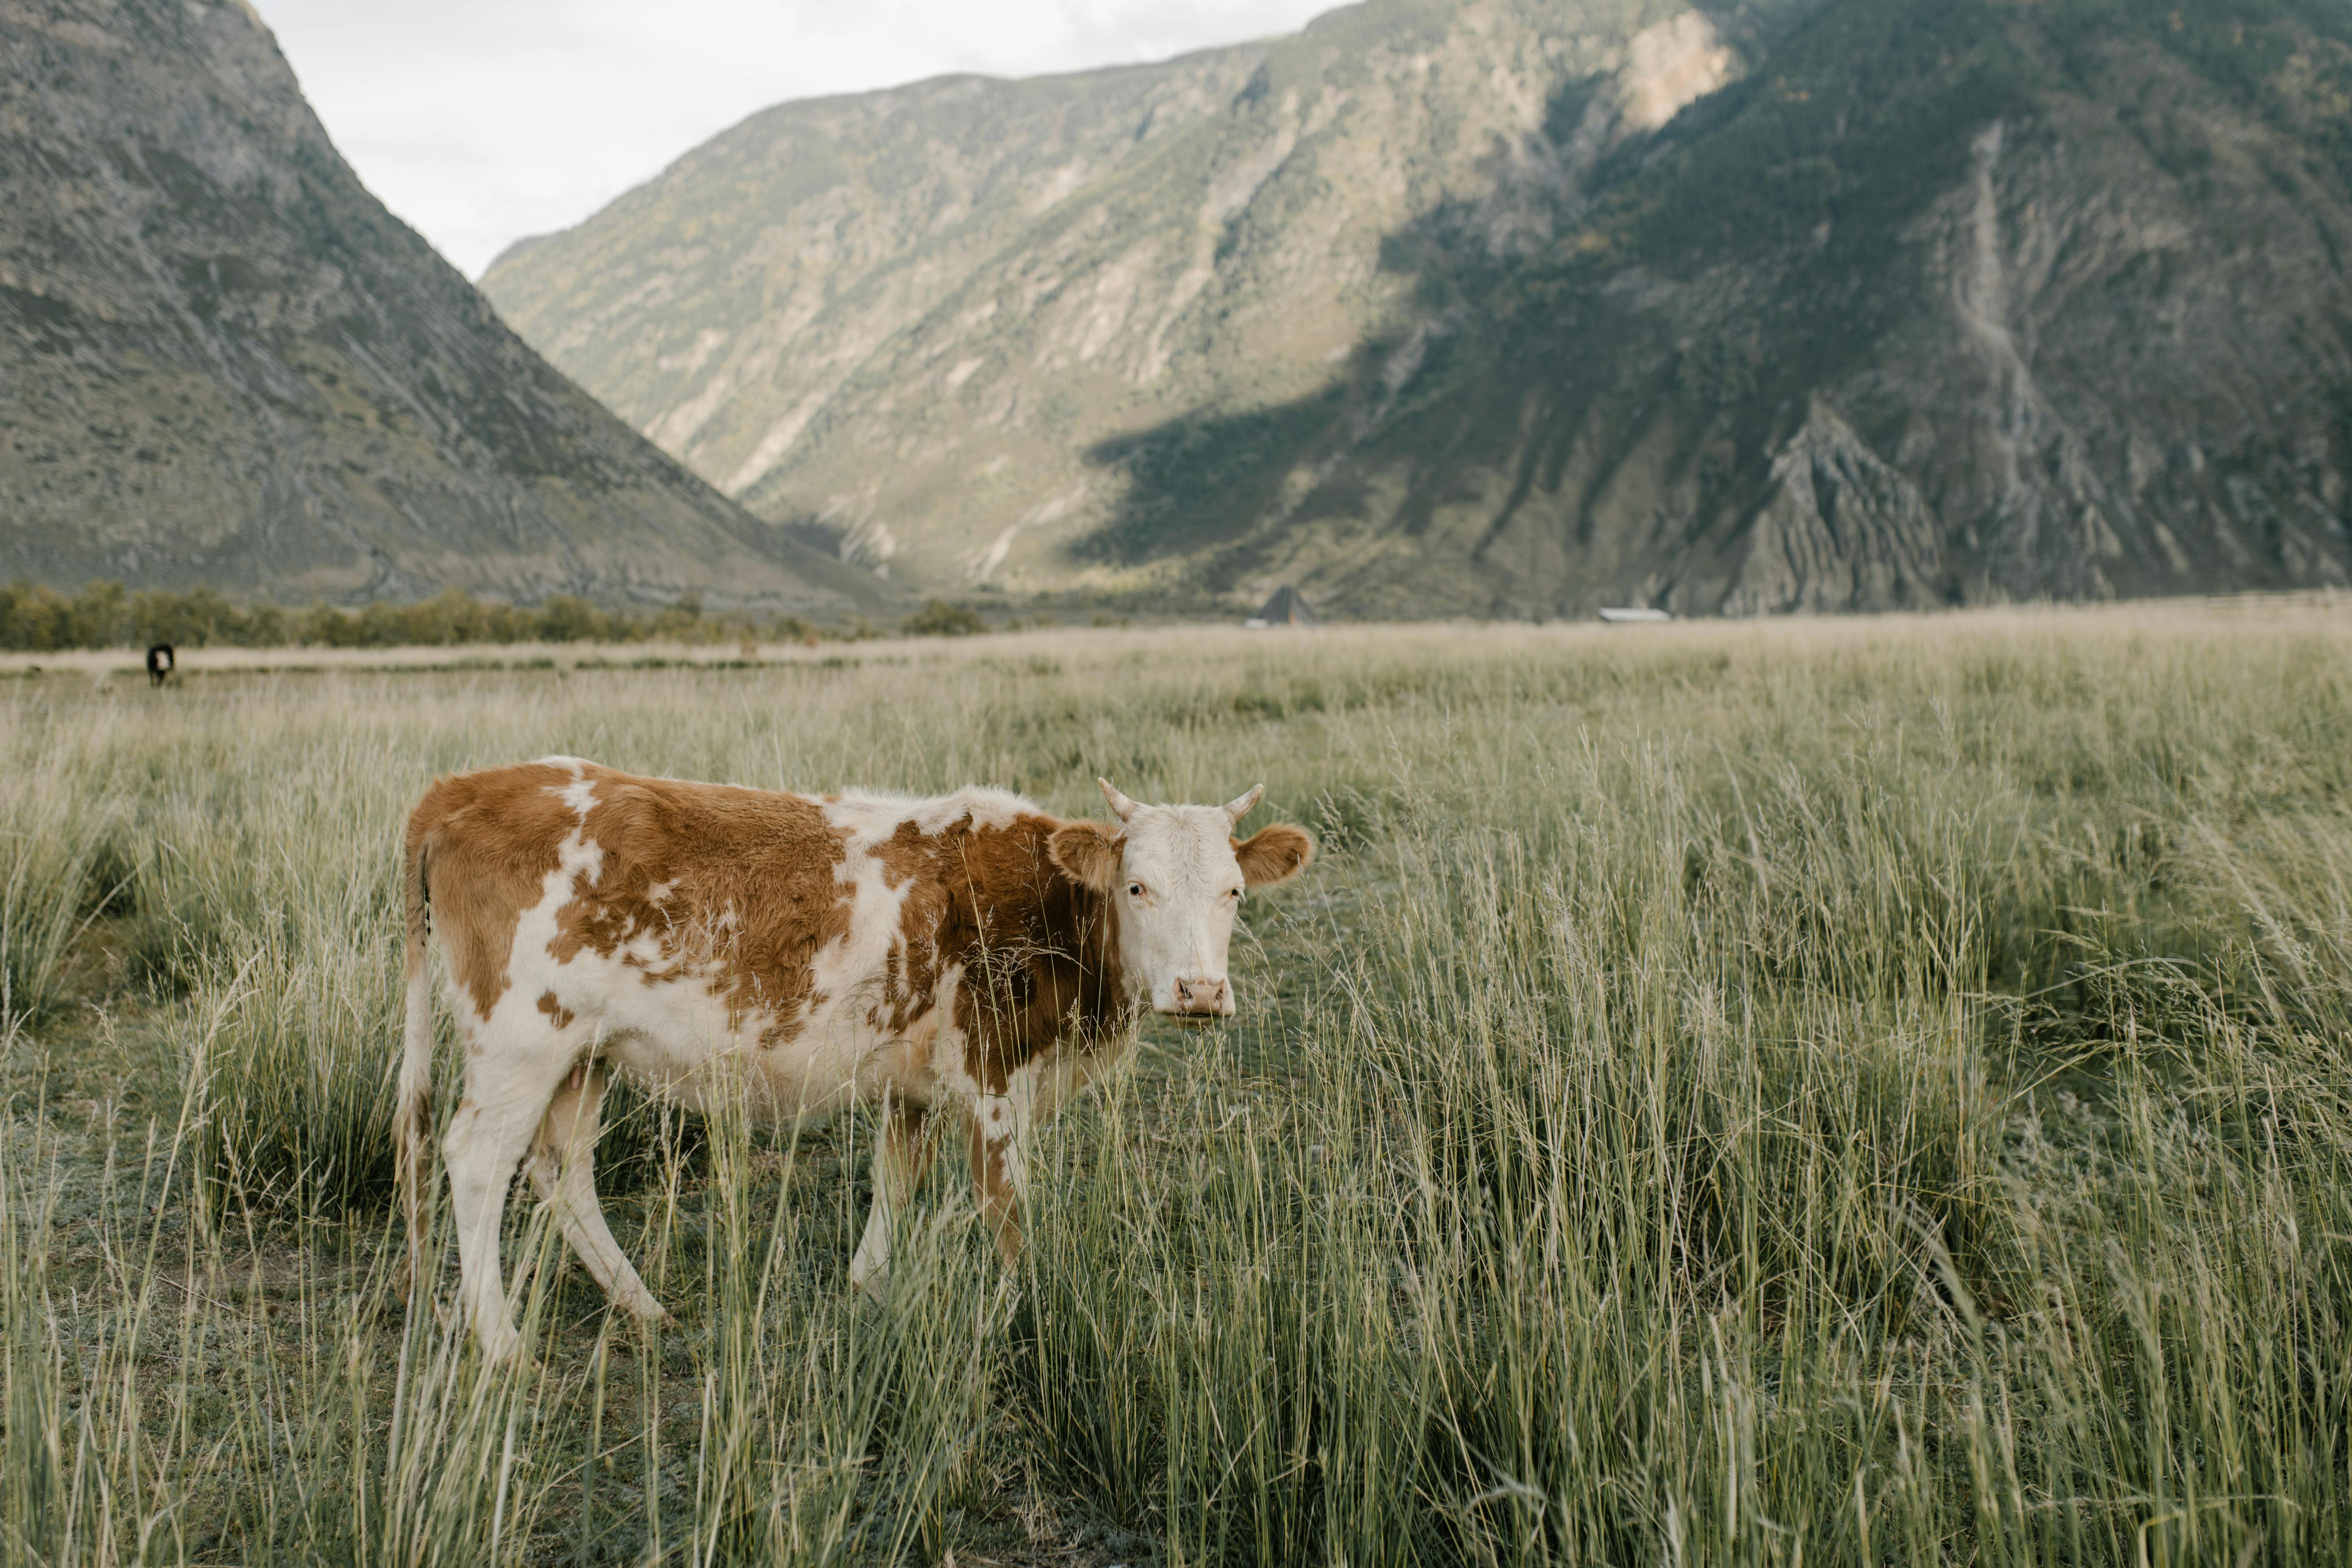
xmin=485 ymin=0 xmax=2352 ymax=615
xmin=0 ymin=0 xmax=887 ymax=613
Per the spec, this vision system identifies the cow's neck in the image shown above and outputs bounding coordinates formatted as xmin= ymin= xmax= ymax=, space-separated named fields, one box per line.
xmin=1069 ymin=879 xmax=1131 ymax=1028
xmin=939 ymin=819 xmax=1136 ymax=1082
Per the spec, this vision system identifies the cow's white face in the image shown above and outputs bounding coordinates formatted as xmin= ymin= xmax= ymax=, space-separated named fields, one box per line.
xmin=1048 ymin=780 xmax=1315 ymax=1018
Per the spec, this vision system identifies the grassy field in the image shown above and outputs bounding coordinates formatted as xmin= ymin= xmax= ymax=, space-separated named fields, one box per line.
xmin=2 ymin=607 xmax=2348 ymax=1566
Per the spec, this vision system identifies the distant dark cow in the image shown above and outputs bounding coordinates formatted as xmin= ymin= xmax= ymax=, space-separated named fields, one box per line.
xmin=145 ymin=644 xmax=174 ymax=685
xmin=394 ymin=759 xmax=1315 ymax=1361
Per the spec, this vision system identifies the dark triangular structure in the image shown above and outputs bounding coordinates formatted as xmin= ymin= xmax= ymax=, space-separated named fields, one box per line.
xmin=1245 ymin=584 xmax=1318 ymax=628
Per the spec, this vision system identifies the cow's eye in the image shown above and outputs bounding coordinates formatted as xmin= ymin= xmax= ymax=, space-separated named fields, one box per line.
xmin=1228 ymin=887 xmax=1243 ymax=900
xmin=1127 ymin=882 xmax=1145 ymax=898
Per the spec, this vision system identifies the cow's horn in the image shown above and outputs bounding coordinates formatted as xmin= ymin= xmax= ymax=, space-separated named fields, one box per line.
xmin=1098 ymin=777 xmax=1140 ymax=821
xmin=1223 ymin=784 xmax=1265 ymax=823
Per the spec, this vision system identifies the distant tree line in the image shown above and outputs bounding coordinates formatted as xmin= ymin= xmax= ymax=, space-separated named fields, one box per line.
xmin=0 ymin=581 xmax=1136 ymax=652
xmin=0 ymin=581 xmax=831 ymax=651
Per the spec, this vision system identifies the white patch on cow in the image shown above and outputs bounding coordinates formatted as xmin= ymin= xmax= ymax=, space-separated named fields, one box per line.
xmin=823 ymin=786 xmax=1034 ymax=843
xmin=973 ymin=1079 xmax=1032 ymax=1206
xmin=925 ymin=787 xmax=1030 ymax=833
xmin=925 ymin=961 xmax=970 ymax=1084
xmin=553 ymin=765 xmax=598 ymax=820
xmin=809 ymin=797 xmax=926 ymax=1035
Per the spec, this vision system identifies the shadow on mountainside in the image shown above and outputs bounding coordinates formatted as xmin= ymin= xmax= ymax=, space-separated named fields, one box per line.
xmin=1068 ymin=0 xmax=2352 ymax=616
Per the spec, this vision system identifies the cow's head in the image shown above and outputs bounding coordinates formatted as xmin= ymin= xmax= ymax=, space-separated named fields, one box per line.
xmin=1047 ymin=778 xmax=1314 ymax=1017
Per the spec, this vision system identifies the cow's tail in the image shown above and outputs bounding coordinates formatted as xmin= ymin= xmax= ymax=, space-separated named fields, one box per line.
xmin=395 ymin=822 xmax=436 ymax=1306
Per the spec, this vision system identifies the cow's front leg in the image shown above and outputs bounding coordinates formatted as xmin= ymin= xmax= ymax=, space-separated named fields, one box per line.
xmin=850 ymin=1095 xmax=935 ymax=1297
xmin=965 ymin=1088 xmax=1033 ymax=1267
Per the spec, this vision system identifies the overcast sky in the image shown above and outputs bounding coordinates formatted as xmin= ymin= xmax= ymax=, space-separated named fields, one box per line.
xmin=251 ymin=0 xmax=1336 ymax=279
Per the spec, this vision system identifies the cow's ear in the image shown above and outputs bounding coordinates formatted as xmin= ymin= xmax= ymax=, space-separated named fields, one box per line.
xmin=1234 ymin=824 xmax=1315 ymax=887
xmin=1048 ymin=821 xmax=1123 ymax=891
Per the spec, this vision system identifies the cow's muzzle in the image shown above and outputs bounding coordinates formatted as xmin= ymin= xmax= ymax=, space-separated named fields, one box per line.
xmin=1164 ymin=976 xmax=1233 ymax=1018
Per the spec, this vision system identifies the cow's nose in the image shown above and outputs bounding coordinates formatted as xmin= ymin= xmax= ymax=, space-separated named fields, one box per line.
xmin=1173 ymin=977 xmax=1231 ymax=1015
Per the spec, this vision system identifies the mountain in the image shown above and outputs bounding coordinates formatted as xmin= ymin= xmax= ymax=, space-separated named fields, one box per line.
xmin=483 ymin=0 xmax=2352 ymax=617
xmin=0 ymin=0 xmax=887 ymax=613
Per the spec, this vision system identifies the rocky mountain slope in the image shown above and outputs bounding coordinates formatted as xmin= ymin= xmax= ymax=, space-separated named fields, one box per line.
xmin=0 ymin=0 xmax=886 ymax=612
xmin=486 ymin=0 xmax=2352 ymax=616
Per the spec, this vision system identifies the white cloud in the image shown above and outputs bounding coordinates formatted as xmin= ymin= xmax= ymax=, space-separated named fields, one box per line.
xmin=251 ymin=0 xmax=1337 ymax=278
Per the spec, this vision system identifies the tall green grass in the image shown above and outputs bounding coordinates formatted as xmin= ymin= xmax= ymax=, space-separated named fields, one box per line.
xmin=2 ymin=608 xmax=2349 ymax=1563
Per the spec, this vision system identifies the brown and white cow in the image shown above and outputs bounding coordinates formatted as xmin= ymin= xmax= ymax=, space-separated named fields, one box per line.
xmin=393 ymin=758 xmax=1314 ymax=1360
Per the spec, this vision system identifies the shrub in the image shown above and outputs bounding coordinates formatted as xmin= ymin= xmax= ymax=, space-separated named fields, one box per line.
xmin=903 ymin=599 xmax=989 ymax=637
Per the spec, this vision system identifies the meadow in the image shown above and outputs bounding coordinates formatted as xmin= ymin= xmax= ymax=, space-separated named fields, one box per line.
xmin=1 ymin=606 xmax=2347 ymax=1566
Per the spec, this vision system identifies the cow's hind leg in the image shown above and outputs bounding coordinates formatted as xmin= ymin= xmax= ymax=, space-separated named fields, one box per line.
xmin=523 ymin=1063 xmax=667 ymax=1324
xmin=849 ymin=1096 xmax=936 ymax=1297
xmin=443 ymin=1023 xmax=574 ymax=1362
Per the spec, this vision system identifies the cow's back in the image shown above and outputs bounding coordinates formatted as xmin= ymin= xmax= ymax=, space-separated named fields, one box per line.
xmin=409 ymin=758 xmax=854 ymax=1036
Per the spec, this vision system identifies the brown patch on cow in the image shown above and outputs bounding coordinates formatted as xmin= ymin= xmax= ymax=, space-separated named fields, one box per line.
xmin=869 ymin=818 xmax=935 ymax=889
xmin=1234 ymin=824 xmax=1316 ymax=887
xmin=945 ymin=817 xmax=1127 ymax=1092
xmin=405 ymin=762 xmax=578 ymax=1018
xmin=536 ymin=991 xmax=575 ymax=1029
xmin=546 ymin=776 xmax=856 ymax=1040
